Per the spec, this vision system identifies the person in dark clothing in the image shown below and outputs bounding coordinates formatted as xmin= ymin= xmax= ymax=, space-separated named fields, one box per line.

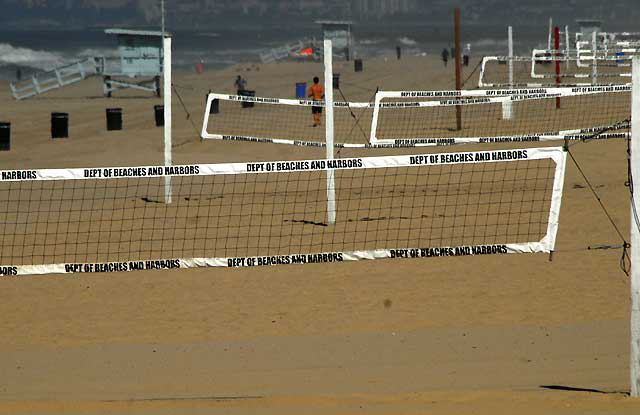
xmin=442 ymin=48 xmax=450 ymax=67
xmin=234 ymin=75 xmax=247 ymax=95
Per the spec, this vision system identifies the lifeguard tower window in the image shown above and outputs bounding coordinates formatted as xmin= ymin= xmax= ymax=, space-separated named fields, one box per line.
xmin=316 ymin=21 xmax=353 ymax=61
xmin=105 ymin=29 xmax=165 ymax=77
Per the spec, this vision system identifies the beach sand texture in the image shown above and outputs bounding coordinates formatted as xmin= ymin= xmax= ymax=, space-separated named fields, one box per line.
xmin=0 ymin=56 xmax=639 ymax=414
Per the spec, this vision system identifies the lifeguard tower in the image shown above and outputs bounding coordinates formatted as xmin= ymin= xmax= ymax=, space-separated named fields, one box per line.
xmin=576 ymin=19 xmax=602 ymax=39
xmin=9 ymin=28 xmax=168 ymax=100
xmin=100 ymin=29 xmax=166 ymax=97
xmin=316 ymin=21 xmax=354 ymax=60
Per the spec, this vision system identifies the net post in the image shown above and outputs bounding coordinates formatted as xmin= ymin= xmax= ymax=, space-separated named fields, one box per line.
xmin=555 ymin=26 xmax=561 ymax=109
xmin=163 ymin=35 xmax=172 ymax=204
xmin=502 ymin=26 xmax=514 ymax=120
xmin=631 ymin=55 xmax=640 ymax=398
xmin=454 ymin=7 xmax=462 ymax=131
xmin=548 ymin=17 xmax=553 ymax=50
xmin=592 ymin=31 xmax=598 ymax=85
xmin=324 ymin=39 xmax=336 ymax=225
xmin=565 ymin=25 xmax=570 ymax=71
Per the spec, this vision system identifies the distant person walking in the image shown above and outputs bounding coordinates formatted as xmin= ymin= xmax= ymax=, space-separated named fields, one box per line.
xmin=308 ymin=76 xmax=324 ymax=127
xmin=441 ymin=48 xmax=450 ymax=67
xmin=463 ymin=43 xmax=471 ymax=66
xmin=234 ymin=75 xmax=247 ymax=95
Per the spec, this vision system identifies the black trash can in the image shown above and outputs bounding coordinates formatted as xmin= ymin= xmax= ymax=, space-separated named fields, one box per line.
xmin=154 ymin=105 xmax=164 ymax=127
xmin=51 ymin=112 xmax=68 ymax=139
xmin=210 ymin=98 xmax=219 ymax=114
xmin=333 ymin=74 xmax=340 ymax=89
xmin=239 ymin=90 xmax=255 ymax=108
xmin=0 ymin=122 xmax=10 ymax=151
xmin=354 ymin=59 xmax=363 ymax=72
xmin=106 ymin=108 xmax=122 ymax=131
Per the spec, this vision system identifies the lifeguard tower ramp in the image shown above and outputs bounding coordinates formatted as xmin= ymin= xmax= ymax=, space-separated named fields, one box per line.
xmin=260 ymin=37 xmax=321 ymax=64
xmin=10 ymin=58 xmax=99 ymax=100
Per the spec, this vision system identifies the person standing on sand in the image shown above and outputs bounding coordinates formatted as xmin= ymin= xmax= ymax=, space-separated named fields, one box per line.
xmin=308 ymin=76 xmax=324 ymax=127
xmin=463 ymin=43 xmax=471 ymax=66
xmin=442 ymin=48 xmax=449 ymax=67
xmin=234 ymin=75 xmax=247 ymax=95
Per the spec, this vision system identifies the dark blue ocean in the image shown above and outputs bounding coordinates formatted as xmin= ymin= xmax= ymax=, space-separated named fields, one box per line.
xmin=0 ymin=24 xmax=545 ymax=81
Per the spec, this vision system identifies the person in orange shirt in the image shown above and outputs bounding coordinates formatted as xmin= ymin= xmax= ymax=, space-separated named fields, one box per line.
xmin=308 ymin=76 xmax=324 ymax=127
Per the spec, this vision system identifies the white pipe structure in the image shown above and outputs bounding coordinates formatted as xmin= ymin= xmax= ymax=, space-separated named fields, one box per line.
xmin=508 ymin=26 xmax=514 ymax=86
xmin=548 ymin=17 xmax=553 ymax=50
xmin=529 ymin=49 xmax=632 ymax=80
xmin=163 ymin=36 xmax=172 ymax=204
xmin=324 ymin=39 xmax=336 ymax=225
xmin=631 ymin=55 xmax=640 ymax=398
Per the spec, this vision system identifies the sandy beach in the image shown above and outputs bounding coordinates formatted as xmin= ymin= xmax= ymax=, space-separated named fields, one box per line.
xmin=0 ymin=54 xmax=639 ymax=414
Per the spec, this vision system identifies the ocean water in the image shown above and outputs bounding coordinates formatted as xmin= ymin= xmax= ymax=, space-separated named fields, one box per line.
xmin=0 ymin=25 xmax=544 ymax=81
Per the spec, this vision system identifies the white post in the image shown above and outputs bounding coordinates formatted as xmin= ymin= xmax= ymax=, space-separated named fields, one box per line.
xmin=592 ymin=31 xmax=598 ymax=85
xmin=631 ymin=55 xmax=640 ymax=398
xmin=565 ymin=25 xmax=570 ymax=71
xmin=163 ymin=36 xmax=172 ymax=204
xmin=548 ymin=17 xmax=553 ymax=50
xmin=508 ymin=26 xmax=514 ymax=85
xmin=502 ymin=26 xmax=514 ymax=120
xmin=324 ymin=39 xmax=336 ymax=225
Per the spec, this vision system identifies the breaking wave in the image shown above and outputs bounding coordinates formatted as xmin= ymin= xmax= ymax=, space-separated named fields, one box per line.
xmin=0 ymin=43 xmax=68 ymax=70
xmin=397 ymin=36 xmax=418 ymax=46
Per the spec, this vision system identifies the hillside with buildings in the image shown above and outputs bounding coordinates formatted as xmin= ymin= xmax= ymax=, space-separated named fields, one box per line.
xmin=0 ymin=0 xmax=638 ymax=29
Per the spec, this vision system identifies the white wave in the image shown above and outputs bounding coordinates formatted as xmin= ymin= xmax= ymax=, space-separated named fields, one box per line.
xmin=473 ymin=38 xmax=509 ymax=48
xmin=0 ymin=43 xmax=68 ymax=70
xmin=359 ymin=38 xmax=384 ymax=45
xmin=397 ymin=37 xmax=418 ymax=46
xmin=77 ymin=48 xmax=119 ymax=58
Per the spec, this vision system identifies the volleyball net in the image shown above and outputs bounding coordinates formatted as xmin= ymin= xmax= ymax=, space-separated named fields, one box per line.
xmin=201 ymin=86 xmax=630 ymax=148
xmin=370 ymin=85 xmax=630 ymax=146
xmin=200 ymin=93 xmax=375 ymax=147
xmin=0 ymin=147 xmax=565 ymax=276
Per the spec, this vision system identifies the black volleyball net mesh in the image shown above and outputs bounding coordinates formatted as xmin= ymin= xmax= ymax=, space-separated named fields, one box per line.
xmin=201 ymin=86 xmax=630 ymax=148
xmin=0 ymin=148 xmax=566 ymax=276
xmin=371 ymin=85 xmax=630 ymax=145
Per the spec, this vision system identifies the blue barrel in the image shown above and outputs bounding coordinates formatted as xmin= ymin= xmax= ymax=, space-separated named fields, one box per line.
xmin=296 ymin=82 xmax=306 ymax=99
